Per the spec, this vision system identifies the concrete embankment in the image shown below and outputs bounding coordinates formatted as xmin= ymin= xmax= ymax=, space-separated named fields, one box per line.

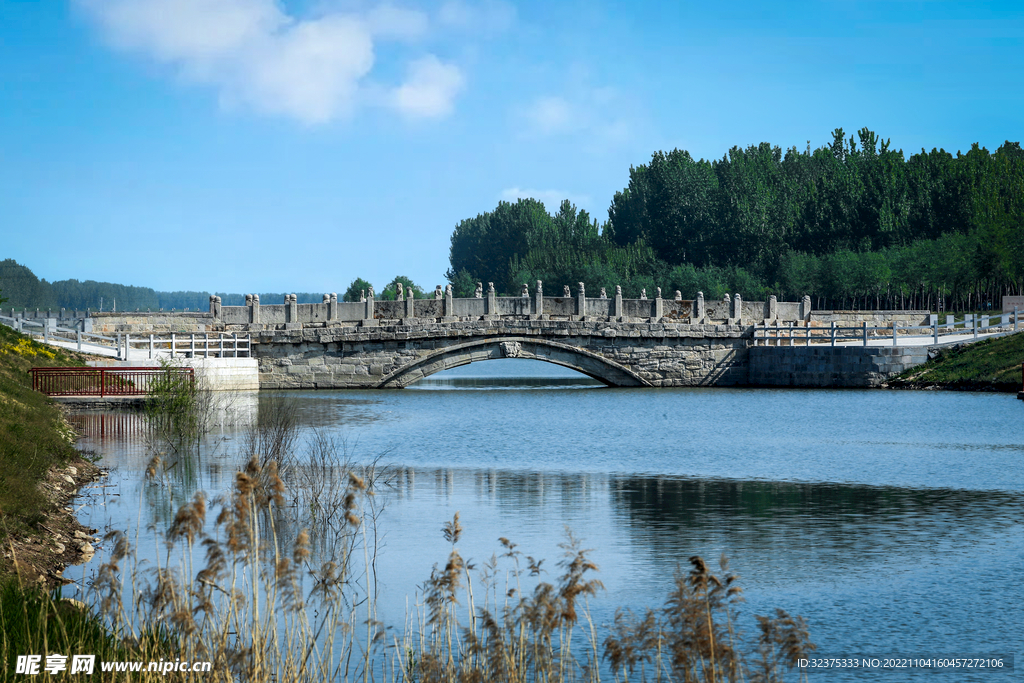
xmin=748 ymin=346 xmax=932 ymax=388
xmin=86 ymin=358 xmax=259 ymax=391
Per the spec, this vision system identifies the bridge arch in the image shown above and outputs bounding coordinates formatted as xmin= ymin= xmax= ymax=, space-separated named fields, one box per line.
xmin=375 ymin=336 xmax=651 ymax=389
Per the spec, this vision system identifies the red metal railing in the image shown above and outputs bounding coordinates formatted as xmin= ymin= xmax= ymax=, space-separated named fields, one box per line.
xmin=67 ymin=411 xmax=150 ymax=441
xmin=30 ymin=367 xmax=194 ymax=397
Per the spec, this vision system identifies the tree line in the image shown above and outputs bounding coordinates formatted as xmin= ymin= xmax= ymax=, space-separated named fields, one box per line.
xmin=0 ymin=260 xmax=329 ymax=312
xmin=448 ymin=128 xmax=1024 ymax=310
xmin=0 ymin=259 xmax=436 ymax=312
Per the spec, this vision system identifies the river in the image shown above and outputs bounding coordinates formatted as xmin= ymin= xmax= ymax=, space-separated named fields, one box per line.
xmin=66 ymin=359 xmax=1022 ymax=680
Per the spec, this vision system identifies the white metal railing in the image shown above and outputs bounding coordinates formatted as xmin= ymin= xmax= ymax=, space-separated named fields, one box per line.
xmin=124 ymin=332 xmax=251 ymax=359
xmin=0 ymin=315 xmax=120 ymax=350
xmin=753 ymin=310 xmax=1021 ymax=347
xmin=0 ymin=315 xmax=250 ymax=359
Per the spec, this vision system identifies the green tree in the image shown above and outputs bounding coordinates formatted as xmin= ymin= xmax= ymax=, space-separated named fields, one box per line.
xmin=776 ymin=251 xmax=820 ymax=302
xmin=713 ymin=142 xmax=795 ymax=276
xmin=381 ymin=276 xmax=423 ymax=301
xmin=447 ymin=269 xmax=477 ymax=298
xmin=0 ymin=260 xmax=57 ymax=309
xmin=447 ymin=198 xmax=554 ymax=292
xmin=343 ymin=278 xmax=374 ymax=302
xmin=608 ymin=149 xmax=720 ymax=266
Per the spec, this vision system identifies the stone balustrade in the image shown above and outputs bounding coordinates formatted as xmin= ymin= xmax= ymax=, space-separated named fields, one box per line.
xmin=210 ymin=286 xmax=811 ymax=327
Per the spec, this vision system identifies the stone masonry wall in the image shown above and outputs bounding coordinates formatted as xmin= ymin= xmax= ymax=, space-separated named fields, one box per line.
xmin=748 ymin=346 xmax=930 ymax=388
xmin=87 ymin=312 xmax=215 ymax=335
xmin=252 ymin=320 xmax=751 ymax=389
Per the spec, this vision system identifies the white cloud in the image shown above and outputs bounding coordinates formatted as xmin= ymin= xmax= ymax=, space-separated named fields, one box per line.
xmin=86 ymin=0 xmax=285 ymax=62
xmin=438 ymin=0 xmax=515 ymax=33
xmin=525 ymin=96 xmax=575 ymax=135
xmin=365 ymin=3 xmax=428 ymax=40
xmin=79 ymin=0 xmax=462 ymax=124
xmin=393 ymin=54 xmax=465 ymax=118
xmin=519 ymin=88 xmax=636 ymax=149
xmin=499 ymin=187 xmax=593 ymax=211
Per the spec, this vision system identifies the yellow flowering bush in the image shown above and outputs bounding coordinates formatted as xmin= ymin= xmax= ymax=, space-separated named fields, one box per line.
xmin=0 ymin=337 xmax=56 ymax=360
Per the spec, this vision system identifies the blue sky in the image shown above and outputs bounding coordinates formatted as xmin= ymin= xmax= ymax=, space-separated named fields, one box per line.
xmin=2 ymin=0 xmax=1022 ymax=295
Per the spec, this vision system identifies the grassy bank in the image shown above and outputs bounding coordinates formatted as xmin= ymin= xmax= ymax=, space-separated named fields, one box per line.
xmin=0 ymin=325 xmax=85 ymax=538
xmin=889 ymin=330 xmax=1024 ymax=392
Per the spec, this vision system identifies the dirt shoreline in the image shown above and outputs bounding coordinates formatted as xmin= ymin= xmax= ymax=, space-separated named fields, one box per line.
xmin=2 ymin=457 xmax=105 ymax=590
xmin=883 ymin=379 xmax=1019 ymax=392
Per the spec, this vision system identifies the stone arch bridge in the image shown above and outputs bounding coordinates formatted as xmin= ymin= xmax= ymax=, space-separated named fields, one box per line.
xmin=225 ymin=286 xmax=806 ymax=388
xmin=83 ymin=287 xmax=936 ymax=388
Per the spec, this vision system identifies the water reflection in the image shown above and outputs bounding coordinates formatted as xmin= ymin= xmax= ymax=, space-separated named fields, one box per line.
xmin=411 ymin=376 xmax=602 ymax=389
xmin=610 ymin=475 xmax=1024 ymax=574
xmin=66 ymin=383 xmax=1024 ymax=681
xmin=409 ymin=358 xmax=602 ymax=390
xmin=68 ymin=411 xmax=151 ymax=443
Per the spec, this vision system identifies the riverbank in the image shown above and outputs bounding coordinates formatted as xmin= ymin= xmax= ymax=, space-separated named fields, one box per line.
xmin=886 ymin=331 xmax=1024 ymax=392
xmin=0 ymin=325 xmax=103 ymax=586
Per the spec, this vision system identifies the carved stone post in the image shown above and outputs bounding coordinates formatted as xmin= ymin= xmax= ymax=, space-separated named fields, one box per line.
xmin=576 ymin=282 xmax=586 ymax=320
xmin=733 ymin=293 xmax=742 ymax=324
xmin=444 ymin=284 xmax=455 ymax=320
xmin=654 ymin=287 xmax=663 ymax=321
xmin=800 ymin=295 xmax=811 ymax=322
xmin=696 ymin=291 xmax=705 ymax=323
xmin=485 ymin=282 xmax=497 ymax=319
xmin=768 ymin=295 xmax=777 ymax=322
xmin=286 ymin=294 xmax=297 ymax=324
xmin=252 ymin=294 xmax=260 ymax=324
xmin=405 ymin=288 xmax=416 ymax=319
xmin=329 ymin=293 xmax=338 ymax=321
xmin=209 ymin=295 xmax=217 ymax=316
xmin=363 ymin=288 xmax=377 ymax=327
xmin=614 ymin=285 xmax=623 ymax=321
xmin=533 ymin=280 xmax=544 ymax=320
